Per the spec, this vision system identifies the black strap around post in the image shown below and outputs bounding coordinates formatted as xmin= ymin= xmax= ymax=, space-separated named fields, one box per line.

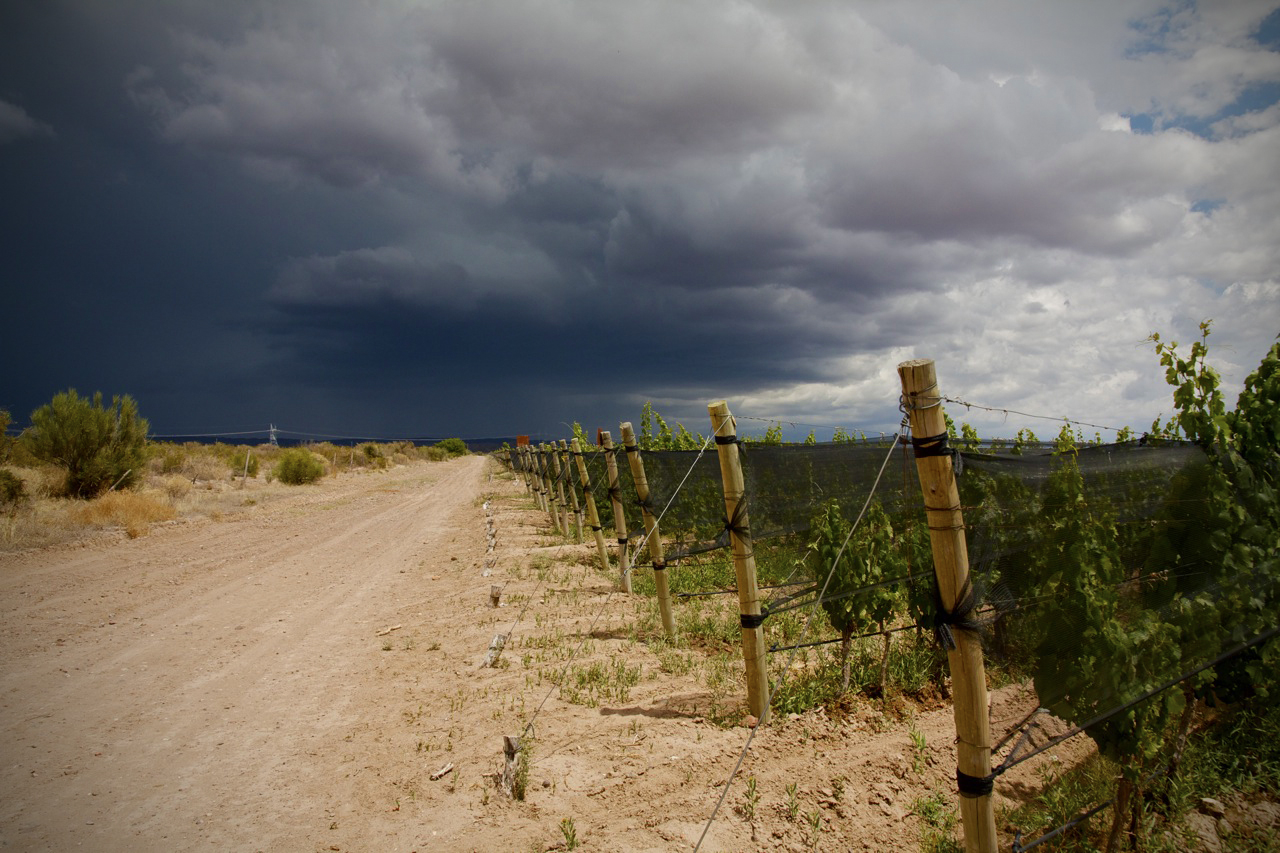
xmin=956 ymin=768 xmax=994 ymax=798
xmin=933 ymin=578 xmax=981 ymax=651
xmin=911 ymin=432 xmax=951 ymax=458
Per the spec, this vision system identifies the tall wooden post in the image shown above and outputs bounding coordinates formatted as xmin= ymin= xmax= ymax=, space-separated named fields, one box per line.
xmin=540 ymin=444 xmax=563 ymax=535
xmin=600 ymin=431 xmax=632 ymax=594
xmin=532 ymin=445 xmax=549 ymax=512
xmin=512 ymin=445 xmax=526 ymax=491
xmin=572 ymin=438 xmax=613 ymax=575
xmin=707 ymin=401 xmax=770 ymax=723
xmin=898 ymin=359 xmax=996 ymax=853
xmin=551 ymin=441 xmax=573 ymax=538
xmin=518 ymin=445 xmax=535 ymax=497
xmin=527 ymin=445 xmax=542 ymax=512
xmin=559 ymin=440 xmax=583 ymax=542
xmin=620 ymin=422 xmax=676 ymax=640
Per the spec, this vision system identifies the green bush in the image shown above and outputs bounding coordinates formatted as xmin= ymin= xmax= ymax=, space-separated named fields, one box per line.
xmin=274 ymin=448 xmax=325 ymax=485
xmin=155 ymin=446 xmax=187 ymax=474
xmin=23 ymin=389 xmax=150 ymax=498
xmin=0 ymin=410 xmax=14 ymax=464
xmin=228 ymin=448 xmax=260 ymax=478
xmin=0 ymin=468 xmax=27 ymax=514
xmin=434 ymin=438 xmax=468 ymax=457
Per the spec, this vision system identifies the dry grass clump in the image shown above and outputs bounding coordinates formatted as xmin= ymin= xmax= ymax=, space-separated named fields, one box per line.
xmin=74 ymin=491 xmax=176 ymax=538
xmin=160 ymin=474 xmax=193 ymax=501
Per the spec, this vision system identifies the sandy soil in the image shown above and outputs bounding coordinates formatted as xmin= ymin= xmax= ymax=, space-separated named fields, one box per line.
xmin=0 ymin=455 xmax=1088 ymax=852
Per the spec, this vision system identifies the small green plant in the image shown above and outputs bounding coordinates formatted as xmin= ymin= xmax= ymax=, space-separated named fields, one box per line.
xmin=274 ymin=447 xmax=325 ymax=485
xmin=513 ymin=738 xmax=531 ymax=801
xmin=913 ymin=791 xmax=961 ymax=853
xmin=786 ymin=781 xmax=801 ymax=821
xmin=910 ymin=719 xmax=928 ymax=774
xmin=559 ymin=816 xmax=579 ymax=850
xmin=807 ymin=808 xmax=823 ymax=846
xmin=740 ymin=775 xmax=761 ymax=840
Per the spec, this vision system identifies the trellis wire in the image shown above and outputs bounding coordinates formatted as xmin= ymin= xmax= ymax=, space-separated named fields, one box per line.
xmin=692 ymin=423 xmax=905 ymax=852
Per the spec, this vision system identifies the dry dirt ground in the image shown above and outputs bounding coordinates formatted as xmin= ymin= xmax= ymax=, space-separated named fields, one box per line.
xmin=1 ymin=455 xmax=1088 ymax=852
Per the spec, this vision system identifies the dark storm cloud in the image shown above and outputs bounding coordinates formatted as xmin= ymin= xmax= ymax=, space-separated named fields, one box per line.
xmin=3 ymin=0 xmax=1278 ymax=440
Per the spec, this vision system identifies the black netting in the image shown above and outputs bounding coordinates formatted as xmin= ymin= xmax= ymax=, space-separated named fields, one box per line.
xmin=633 ymin=439 xmax=921 ymax=559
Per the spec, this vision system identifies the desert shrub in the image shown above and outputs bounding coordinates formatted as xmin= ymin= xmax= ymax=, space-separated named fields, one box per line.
xmin=275 ymin=448 xmax=326 ymax=485
xmin=0 ymin=410 xmax=14 ymax=464
xmin=160 ymin=475 xmax=192 ymax=501
xmin=75 ymin=491 xmax=176 ymax=538
xmin=435 ymin=438 xmax=468 ymax=457
xmin=23 ymin=389 xmax=150 ymax=498
xmin=423 ymin=446 xmax=449 ymax=462
xmin=228 ymin=448 xmax=259 ymax=478
xmin=152 ymin=445 xmax=187 ymax=474
xmin=0 ymin=468 xmax=27 ymax=515
xmin=187 ymin=455 xmax=226 ymax=483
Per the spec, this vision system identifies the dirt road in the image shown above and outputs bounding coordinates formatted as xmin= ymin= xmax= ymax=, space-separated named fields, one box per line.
xmin=1 ymin=455 xmax=1073 ymax=852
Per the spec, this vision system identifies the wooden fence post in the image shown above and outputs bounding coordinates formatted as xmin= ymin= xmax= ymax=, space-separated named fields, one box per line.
xmin=898 ymin=359 xmax=996 ymax=853
xmin=540 ymin=444 xmax=563 ymax=535
xmin=559 ymin=440 xmax=583 ymax=542
xmin=517 ymin=445 xmax=535 ymax=497
xmin=500 ymin=735 xmax=522 ymax=799
xmin=707 ymin=401 xmax=770 ymax=724
xmin=550 ymin=442 xmax=573 ymax=539
xmin=601 ymin=431 xmax=632 ymax=594
xmin=620 ymin=422 xmax=676 ymax=640
xmin=531 ymin=445 xmax=548 ymax=512
xmin=571 ymin=438 xmax=613 ymax=575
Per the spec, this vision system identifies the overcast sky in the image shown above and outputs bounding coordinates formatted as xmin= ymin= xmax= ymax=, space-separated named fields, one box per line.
xmin=2 ymin=1 xmax=1278 ymax=443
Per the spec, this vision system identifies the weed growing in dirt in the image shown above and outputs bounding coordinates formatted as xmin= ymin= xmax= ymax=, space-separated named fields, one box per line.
xmin=807 ymin=807 xmax=824 ymax=846
xmin=654 ymin=643 xmax=697 ymax=677
xmin=551 ymin=657 xmax=641 ymax=708
xmin=740 ymin=775 xmax=761 ymax=841
xmin=559 ymin=816 xmax=579 ymax=850
xmin=786 ymin=781 xmax=801 ymax=821
xmin=912 ymin=790 xmax=961 ymax=852
xmin=909 ymin=718 xmax=928 ymax=775
xmin=513 ymin=738 xmax=531 ymax=801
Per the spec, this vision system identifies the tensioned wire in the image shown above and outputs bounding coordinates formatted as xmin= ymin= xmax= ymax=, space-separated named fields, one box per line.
xmin=736 ymin=395 xmax=1131 ymax=437
xmin=518 ymin=432 xmax=719 ymax=742
xmin=618 ymin=433 xmax=720 ymax=584
xmin=692 ymin=422 xmax=905 ymax=853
